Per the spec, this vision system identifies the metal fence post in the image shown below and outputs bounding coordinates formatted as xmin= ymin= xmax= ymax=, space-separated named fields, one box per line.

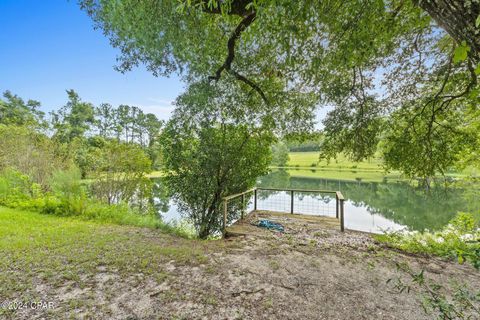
xmin=340 ymin=199 xmax=345 ymax=232
xmin=241 ymin=194 xmax=245 ymax=219
xmin=335 ymin=192 xmax=340 ymax=219
xmin=223 ymin=200 xmax=228 ymax=237
xmin=254 ymin=188 xmax=257 ymax=211
xmin=290 ymin=190 xmax=294 ymax=214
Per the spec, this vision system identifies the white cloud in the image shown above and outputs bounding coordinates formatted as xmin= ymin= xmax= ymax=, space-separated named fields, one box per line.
xmin=129 ymin=98 xmax=176 ymax=121
xmin=139 ymin=104 xmax=176 ymax=121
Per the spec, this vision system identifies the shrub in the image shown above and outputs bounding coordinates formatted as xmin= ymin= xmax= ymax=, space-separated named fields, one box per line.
xmin=0 ymin=169 xmax=44 ymax=209
xmin=89 ymin=140 xmax=152 ymax=206
xmin=0 ymin=125 xmax=70 ymax=189
xmin=376 ymin=212 xmax=480 ymax=269
xmin=0 ymin=169 xmax=173 ymax=232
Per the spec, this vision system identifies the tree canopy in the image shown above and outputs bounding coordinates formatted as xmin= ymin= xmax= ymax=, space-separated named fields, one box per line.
xmin=160 ymin=84 xmax=274 ymax=238
xmin=0 ymin=91 xmax=45 ymax=128
xmin=80 ymin=0 xmax=480 ymax=179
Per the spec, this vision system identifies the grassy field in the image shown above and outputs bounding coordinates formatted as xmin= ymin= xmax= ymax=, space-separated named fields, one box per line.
xmin=281 ymin=152 xmax=402 ymax=182
xmin=286 ymin=152 xmax=384 ymax=171
xmin=286 ymin=168 xmax=402 ymax=182
xmin=2 ymin=207 xmax=478 ymax=319
xmin=279 ymin=152 xmax=472 ymax=182
xmin=0 ymin=207 xmax=209 ymax=319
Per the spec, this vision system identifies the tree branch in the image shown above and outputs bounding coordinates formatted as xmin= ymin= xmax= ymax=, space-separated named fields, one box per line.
xmin=208 ymin=11 xmax=256 ymax=80
xmin=194 ymin=0 xmax=254 ymax=17
xmin=228 ymin=69 xmax=268 ymax=104
xmin=208 ymin=10 xmax=268 ymax=104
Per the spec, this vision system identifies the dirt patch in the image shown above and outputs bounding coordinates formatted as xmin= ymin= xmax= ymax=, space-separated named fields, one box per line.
xmin=4 ymin=216 xmax=479 ymax=319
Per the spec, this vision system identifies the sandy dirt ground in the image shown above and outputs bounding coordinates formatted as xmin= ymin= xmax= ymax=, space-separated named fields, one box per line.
xmin=8 ymin=212 xmax=480 ymax=319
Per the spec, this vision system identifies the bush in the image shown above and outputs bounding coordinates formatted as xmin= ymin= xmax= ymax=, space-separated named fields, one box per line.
xmin=376 ymin=212 xmax=480 ymax=269
xmin=0 ymin=125 xmax=70 ymax=189
xmin=0 ymin=169 xmax=44 ymax=210
xmin=89 ymin=140 xmax=152 ymax=206
xmin=0 ymin=169 xmax=171 ymax=232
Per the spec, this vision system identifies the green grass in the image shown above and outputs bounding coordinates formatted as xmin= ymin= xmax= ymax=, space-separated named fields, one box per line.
xmin=280 ymin=152 xmax=400 ymax=182
xmin=277 ymin=152 xmax=471 ymax=182
xmin=0 ymin=206 xmax=209 ymax=317
xmin=286 ymin=168 xmax=402 ymax=182
xmin=286 ymin=152 xmax=384 ymax=171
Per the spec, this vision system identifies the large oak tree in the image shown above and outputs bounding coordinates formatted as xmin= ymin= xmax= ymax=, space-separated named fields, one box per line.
xmin=80 ymin=0 xmax=480 ymax=180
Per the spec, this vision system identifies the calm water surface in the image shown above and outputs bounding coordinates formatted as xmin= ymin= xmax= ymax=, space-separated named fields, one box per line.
xmin=152 ymin=169 xmax=480 ymax=234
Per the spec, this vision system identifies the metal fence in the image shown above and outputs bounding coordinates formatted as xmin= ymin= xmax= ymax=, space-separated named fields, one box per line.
xmin=222 ymin=187 xmax=345 ymax=236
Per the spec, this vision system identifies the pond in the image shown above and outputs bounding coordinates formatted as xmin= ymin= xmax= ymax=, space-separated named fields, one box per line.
xmin=151 ymin=169 xmax=480 ymax=234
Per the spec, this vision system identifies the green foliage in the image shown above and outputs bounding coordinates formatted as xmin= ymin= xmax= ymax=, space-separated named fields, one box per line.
xmin=80 ymin=0 xmax=480 ymax=181
xmin=0 ymin=90 xmax=45 ymax=128
xmin=388 ymin=262 xmax=480 ymax=319
xmin=160 ymin=84 xmax=274 ymax=238
xmin=51 ymin=90 xmax=96 ymax=143
xmin=0 ymin=168 xmax=166 ymax=230
xmin=0 ymin=125 xmax=70 ymax=188
xmin=271 ymin=142 xmax=289 ymax=167
xmin=453 ymin=41 xmax=470 ymax=63
xmin=47 ymin=91 xmax=163 ymax=172
xmin=0 ymin=169 xmax=43 ymax=209
xmin=286 ymin=135 xmax=322 ymax=152
xmin=376 ymin=212 xmax=480 ymax=269
xmin=89 ymin=140 xmax=152 ymax=206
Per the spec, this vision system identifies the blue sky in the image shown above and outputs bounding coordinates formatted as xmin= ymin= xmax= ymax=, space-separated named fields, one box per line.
xmin=0 ymin=0 xmax=327 ymax=125
xmin=0 ymin=0 xmax=184 ymax=120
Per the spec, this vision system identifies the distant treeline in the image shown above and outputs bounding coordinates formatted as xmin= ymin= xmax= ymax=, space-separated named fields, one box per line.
xmin=0 ymin=89 xmax=164 ymax=174
xmin=286 ymin=133 xmax=323 ymax=152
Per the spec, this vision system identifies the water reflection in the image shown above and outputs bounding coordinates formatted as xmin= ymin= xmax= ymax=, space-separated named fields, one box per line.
xmin=150 ymin=170 xmax=480 ymax=234
xmin=258 ymin=170 xmax=479 ymax=233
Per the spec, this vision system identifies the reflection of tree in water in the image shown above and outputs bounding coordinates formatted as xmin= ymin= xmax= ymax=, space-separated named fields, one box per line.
xmin=256 ymin=170 xmax=334 ymax=204
xmin=257 ymin=170 xmax=479 ymax=231
xmin=150 ymin=178 xmax=170 ymax=214
xmin=257 ymin=170 xmax=290 ymax=190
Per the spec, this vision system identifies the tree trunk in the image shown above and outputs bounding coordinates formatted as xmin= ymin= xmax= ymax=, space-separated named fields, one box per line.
xmin=198 ymin=223 xmax=211 ymax=239
xmin=416 ymin=0 xmax=480 ymax=62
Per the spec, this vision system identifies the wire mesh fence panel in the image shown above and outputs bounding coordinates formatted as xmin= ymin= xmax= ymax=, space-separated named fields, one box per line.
xmin=224 ymin=190 xmax=255 ymax=226
xmin=222 ymin=188 xmax=345 ymax=235
xmin=256 ymin=190 xmax=292 ymax=213
xmin=293 ymin=191 xmax=336 ymax=217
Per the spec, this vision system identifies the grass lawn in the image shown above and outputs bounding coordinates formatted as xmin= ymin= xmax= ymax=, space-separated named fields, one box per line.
xmin=1 ymin=207 xmax=478 ymax=319
xmin=286 ymin=168 xmax=402 ymax=182
xmin=286 ymin=152 xmax=385 ymax=171
xmin=0 ymin=207 xmax=209 ymax=319
xmin=282 ymin=152 xmax=402 ymax=182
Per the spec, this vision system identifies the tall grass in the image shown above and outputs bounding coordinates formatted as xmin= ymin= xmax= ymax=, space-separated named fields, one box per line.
xmin=0 ymin=168 xmax=192 ymax=237
xmin=376 ymin=212 xmax=480 ymax=269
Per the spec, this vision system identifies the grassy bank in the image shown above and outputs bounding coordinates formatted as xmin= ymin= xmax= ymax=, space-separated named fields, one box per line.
xmin=283 ymin=152 xmax=402 ymax=182
xmin=0 ymin=207 xmax=208 ymax=318
xmin=2 ymin=207 xmax=478 ymax=319
xmin=286 ymin=152 xmax=384 ymax=170
xmin=276 ymin=152 xmax=472 ymax=183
